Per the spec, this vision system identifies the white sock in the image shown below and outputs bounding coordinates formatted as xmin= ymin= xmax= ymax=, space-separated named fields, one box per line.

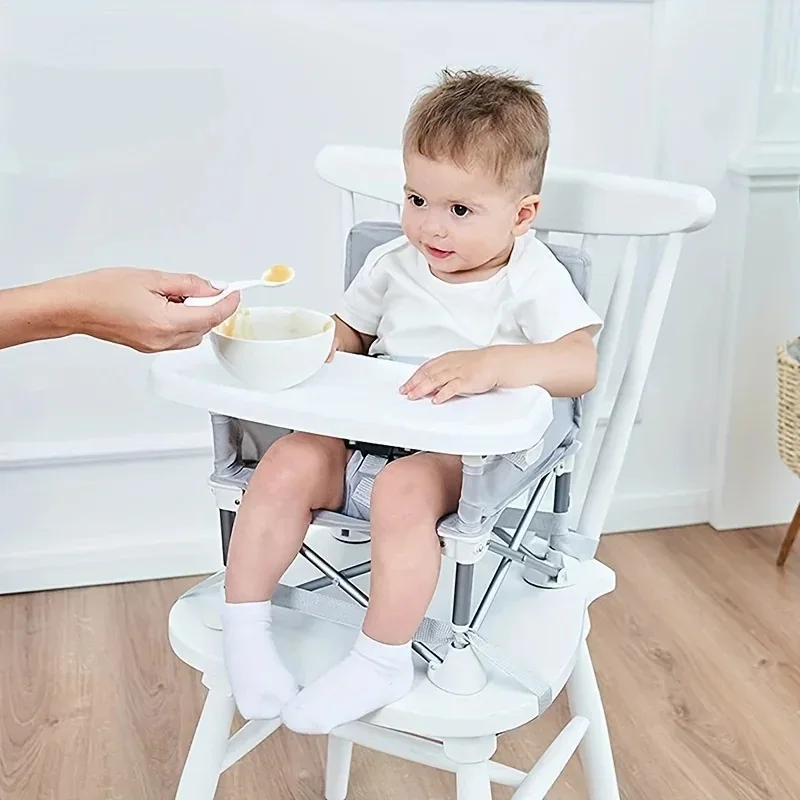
xmin=281 ymin=631 xmax=414 ymax=734
xmin=220 ymin=599 xmax=299 ymax=720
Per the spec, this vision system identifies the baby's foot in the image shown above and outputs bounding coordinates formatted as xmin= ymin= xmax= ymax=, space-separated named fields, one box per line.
xmin=281 ymin=632 xmax=414 ymax=734
xmin=220 ymin=599 xmax=298 ymax=719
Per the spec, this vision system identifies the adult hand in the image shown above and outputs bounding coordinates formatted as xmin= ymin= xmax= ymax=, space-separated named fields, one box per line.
xmin=0 ymin=266 xmax=241 ymax=352
xmin=63 ymin=267 xmax=241 ymax=353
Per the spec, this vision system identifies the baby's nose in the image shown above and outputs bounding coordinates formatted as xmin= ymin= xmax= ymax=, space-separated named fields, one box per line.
xmin=422 ymin=216 xmax=448 ymax=238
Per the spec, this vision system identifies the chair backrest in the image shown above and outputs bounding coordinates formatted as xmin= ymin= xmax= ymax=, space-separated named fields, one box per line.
xmin=315 ymin=145 xmax=716 ymax=546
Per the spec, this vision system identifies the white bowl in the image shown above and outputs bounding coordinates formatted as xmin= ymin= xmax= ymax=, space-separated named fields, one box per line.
xmin=210 ymin=306 xmax=335 ymax=391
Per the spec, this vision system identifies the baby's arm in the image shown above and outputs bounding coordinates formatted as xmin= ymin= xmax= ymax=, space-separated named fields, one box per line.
xmin=326 ymin=315 xmax=376 ymax=362
xmin=329 ymin=240 xmax=394 ymax=361
xmin=488 ymin=330 xmax=598 ymax=396
xmin=400 ymin=331 xmax=597 ymax=404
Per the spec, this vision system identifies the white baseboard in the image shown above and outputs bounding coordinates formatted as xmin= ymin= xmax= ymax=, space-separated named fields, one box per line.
xmin=0 ymin=489 xmax=710 ymax=594
xmin=0 ymin=431 xmax=211 ymax=470
xmin=602 ymin=489 xmax=710 ymax=534
xmin=0 ymin=430 xmax=707 ymax=593
xmin=0 ymin=533 xmax=223 ymax=595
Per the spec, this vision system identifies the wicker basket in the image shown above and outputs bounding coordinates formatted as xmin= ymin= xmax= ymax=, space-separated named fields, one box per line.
xmin=777 ymin=337 xmax=800 ymax=477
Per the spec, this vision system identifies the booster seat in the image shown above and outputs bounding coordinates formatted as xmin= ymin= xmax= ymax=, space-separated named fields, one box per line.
xmin=209 ymin=218 xmax=590 ymax=565
xmin=151 ymin=145 xmax=716 ymax=800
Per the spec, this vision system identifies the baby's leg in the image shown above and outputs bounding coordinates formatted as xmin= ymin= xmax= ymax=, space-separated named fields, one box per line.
xmin=222 ymin=432 xmax=348 ymax=719
xmin=226 ymin=432 xmax=348 ymax=602
xmin=282 ymin=452 xmax=462 ymax=734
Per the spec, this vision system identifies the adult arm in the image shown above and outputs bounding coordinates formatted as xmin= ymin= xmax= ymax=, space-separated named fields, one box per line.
xmin=0 ymin=267 xmax=240 ymax=352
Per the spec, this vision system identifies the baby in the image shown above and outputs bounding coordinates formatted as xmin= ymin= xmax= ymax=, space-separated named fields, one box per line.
xmin=221 ymin=68 xmax=602 ymax=734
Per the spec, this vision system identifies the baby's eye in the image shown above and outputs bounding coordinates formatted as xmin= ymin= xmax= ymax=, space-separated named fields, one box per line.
xmin=408 ymin=194 xmax=426 ymax=208
xmin=451 ymin=204 xmax=471 ymax=218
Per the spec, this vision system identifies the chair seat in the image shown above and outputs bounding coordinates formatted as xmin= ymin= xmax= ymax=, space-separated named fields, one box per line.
xmin=169 ymin=526 xmax=615 ymax=740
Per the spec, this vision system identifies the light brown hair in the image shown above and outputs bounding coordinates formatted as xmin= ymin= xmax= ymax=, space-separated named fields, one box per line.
xmin=403 ymin=67 xmax=550 ymax=194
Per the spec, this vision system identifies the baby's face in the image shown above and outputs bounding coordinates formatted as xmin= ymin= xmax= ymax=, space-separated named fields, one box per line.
xmin=401 ymin=153 xmax=538 ymax=280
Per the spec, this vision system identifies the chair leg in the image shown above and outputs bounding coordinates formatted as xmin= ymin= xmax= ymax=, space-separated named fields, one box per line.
xmin=325 ymin=736 xmax=354 ymax=800
xmin=777 ymin=501 xmax=800 ymax=566
xmin=444 ymin=736 xmax=496 ymax=800
xmin=455 ymin=763 xmax=493 ymax=800
xmin=175 ymin=683 xmax=236 ymax=800
xmin=220 ymin=509 xmax=236 ymax=566
xmin=566 ymin=640 xmax=620 ymax=800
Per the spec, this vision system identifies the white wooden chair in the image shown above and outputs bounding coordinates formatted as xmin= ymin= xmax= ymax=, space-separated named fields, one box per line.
xmin=151 ymin=145 xmax=715 ymax=799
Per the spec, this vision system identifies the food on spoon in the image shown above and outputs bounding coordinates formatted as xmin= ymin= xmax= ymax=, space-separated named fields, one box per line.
xmin=263 ymin=264 xmax=294 ymax=283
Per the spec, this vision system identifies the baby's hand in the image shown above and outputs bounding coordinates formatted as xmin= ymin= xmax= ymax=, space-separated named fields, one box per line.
xmin=400 ymin=348 xmax=499 ymax=404
xmin=325 ymin=335 xmax=342 ymax=363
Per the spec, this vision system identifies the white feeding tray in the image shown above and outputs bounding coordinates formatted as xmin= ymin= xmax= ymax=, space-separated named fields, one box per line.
xmin=150 ymin=340 xmax=553 ymax=456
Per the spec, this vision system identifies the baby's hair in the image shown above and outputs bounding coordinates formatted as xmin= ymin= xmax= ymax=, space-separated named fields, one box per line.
xmin=403 ymin=67 xmax=550 ymax=194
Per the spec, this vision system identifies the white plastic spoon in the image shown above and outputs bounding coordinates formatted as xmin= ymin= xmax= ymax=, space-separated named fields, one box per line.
xmin=184 ymin=264 xmax=295 ymax=307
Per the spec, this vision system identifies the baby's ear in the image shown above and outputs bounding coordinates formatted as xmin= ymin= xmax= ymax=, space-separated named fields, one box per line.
xmin=514 ymin=194 xmax=540 ymax=234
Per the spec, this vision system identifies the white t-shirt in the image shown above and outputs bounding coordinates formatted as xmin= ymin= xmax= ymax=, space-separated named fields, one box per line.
xmin=337 ymin=232 xmax=602 ymax=361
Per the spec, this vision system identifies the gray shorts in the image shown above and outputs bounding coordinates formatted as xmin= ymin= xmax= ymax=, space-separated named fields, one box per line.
xmin=341 ymin=450 xmax=393 ymax=521
xmin=341 ymin=439 xmax=418 ymax=520
xmin=339 ymin=427 xmax=548 ymax=522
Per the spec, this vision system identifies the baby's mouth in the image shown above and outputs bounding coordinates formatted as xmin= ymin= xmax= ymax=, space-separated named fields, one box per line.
xmin=424 ymin=244 xmax=454 ymax=260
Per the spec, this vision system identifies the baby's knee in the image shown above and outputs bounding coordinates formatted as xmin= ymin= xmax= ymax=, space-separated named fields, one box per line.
xmin=253 ymin=433 xmax=340 ymax=494
xmin=371 ymin=459 xmax=439 ymax=527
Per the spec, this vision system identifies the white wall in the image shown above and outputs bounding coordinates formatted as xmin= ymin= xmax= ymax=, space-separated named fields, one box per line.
xmin=710 ymin=0 xmax=800 ymax=531
xmin=0 ymin=1 xmax=768 ymax=592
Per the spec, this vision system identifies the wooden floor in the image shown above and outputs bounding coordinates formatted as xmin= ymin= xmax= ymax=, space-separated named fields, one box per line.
xmin=1 ymin=524 xmax=798 ymax=799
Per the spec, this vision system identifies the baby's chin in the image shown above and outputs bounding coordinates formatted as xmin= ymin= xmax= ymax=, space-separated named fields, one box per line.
xmin=431 ymin=261 xmax=478 ymax=279
xmin=439 ymin=257 xmax=486 ymax=274
xmin=433 ymin=258 xmax=469 ymax=272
